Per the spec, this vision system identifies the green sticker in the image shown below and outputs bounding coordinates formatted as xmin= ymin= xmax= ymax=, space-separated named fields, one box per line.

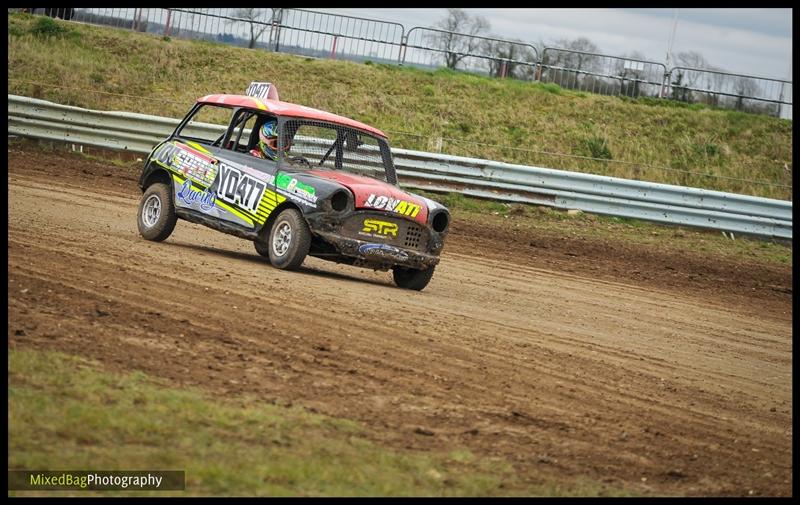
xmin=276 ymin=172 xmax=316 ymax=196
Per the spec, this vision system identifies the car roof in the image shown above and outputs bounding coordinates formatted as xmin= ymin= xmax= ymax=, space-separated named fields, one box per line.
xmin=197 ymin=94 xmax=387 ymax=139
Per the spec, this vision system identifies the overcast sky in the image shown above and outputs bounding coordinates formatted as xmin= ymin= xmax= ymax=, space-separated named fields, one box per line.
xmin=315 ymin=8 xmax=792 ymax=80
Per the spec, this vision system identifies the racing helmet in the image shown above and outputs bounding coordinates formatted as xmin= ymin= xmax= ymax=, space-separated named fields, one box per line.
xmin=258 ymin=120 xmax=279 ymax=160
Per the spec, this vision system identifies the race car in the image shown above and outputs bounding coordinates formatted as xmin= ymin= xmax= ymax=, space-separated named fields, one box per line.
xmin=136 ymin=82 xmax=450 ymax=290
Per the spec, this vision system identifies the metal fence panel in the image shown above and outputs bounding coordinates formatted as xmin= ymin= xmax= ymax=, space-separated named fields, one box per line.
xmin=17 ymin=8 xmax=788 ymax=117
xmin=7 ymin=95 xmax=791 ymax=239
xmin=539 ymin=47 xmax=668 ymax=98
xmin=403 ymin=27 xmax=539 ymax=80
xmin=274 ymin=8 xmax=405 ymax=63
xmin=667 ymin=66 xmax=791 ymax=116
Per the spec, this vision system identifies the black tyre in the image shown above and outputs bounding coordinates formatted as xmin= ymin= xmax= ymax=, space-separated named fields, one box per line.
xmin=254 ymin=239 xmax=270 ymax=258
xmin=267 ymin=208 xmax=311 ymax=270
xmin=137 ymin=182 xmax=177 ymax=242
xmin=392 ymin=265 xmax=436 ymax=291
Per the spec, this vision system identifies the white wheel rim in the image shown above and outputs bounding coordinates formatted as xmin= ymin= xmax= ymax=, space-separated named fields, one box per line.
xmin=142 ymin=194 xmax=162 ymax=228
xmin=272 ymin=220 xmax=292 ymax=257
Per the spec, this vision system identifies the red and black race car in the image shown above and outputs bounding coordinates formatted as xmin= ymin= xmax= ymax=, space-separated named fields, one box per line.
xmin=136 ymin=82 xmax=450 ymax=290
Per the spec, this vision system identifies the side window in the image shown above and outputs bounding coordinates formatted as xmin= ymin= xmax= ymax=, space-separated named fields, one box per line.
xmin=228 ymin=111 xmax=259 ymax=153
xmin=282 ymin=120 xmax=389 ymax=182
xmin=176 ymin=104 xmax=233 ymax=146
xmin=287 ymin=123 xmax=339 ymax=168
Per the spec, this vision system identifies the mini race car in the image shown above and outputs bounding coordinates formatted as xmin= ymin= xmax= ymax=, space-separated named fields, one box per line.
xmin=136 ymin=82 xmax=450 ymax=290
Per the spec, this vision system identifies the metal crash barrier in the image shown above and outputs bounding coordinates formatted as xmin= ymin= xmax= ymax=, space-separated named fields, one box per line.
xmin=7 ymin=94 xmax=792 ymax=239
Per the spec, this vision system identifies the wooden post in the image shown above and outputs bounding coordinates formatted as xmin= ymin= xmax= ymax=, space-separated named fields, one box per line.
xmin=164 ymin=9 xmax=172 ymax=37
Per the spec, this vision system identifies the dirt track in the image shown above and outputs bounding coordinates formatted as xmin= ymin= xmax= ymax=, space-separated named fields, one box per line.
xmin=7 ymin=147 xmax=792 ymax=496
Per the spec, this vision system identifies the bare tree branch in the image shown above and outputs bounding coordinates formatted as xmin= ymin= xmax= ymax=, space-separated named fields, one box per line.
xmin=230 ymin=8 xmax=270 ymax=49
xmin=431 ymin=8 xmax=490 ymax=70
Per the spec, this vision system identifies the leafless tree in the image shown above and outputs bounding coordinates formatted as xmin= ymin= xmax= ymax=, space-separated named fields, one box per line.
xmin=674 ymin=51 xmax=712 ymax=88
xmin=614 ymin=51 xmax=649 ymax=97
xmin=552 ymin=37 xmax=601 ymax=71
xmin=480 ymin=37 xmax=537 ymax=80
xmin=675 ymin=50 xmax=711 ymax=70
xmin=541 ymin=37 xmax=602 ymax=89
xmin=230 ymin=8 xmax=270 ymax=49
xmin=672 ymin=51 xmax=727 ymax=105
xmin=733 ymin=76 xmax=760 ymax=111
xmin=670 ymin=69 xmax=691 ymax=102
xmin=431 ymin=8 xmax=490 ymax=70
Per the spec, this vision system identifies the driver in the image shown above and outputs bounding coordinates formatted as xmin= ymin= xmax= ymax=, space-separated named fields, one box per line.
xmin=250 ymin=120 xmax=283 ymax=160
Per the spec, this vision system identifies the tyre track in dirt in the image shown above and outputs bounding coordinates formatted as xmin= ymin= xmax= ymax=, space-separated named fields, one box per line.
xmin=7 ymin=148 xmax=792 ymax=496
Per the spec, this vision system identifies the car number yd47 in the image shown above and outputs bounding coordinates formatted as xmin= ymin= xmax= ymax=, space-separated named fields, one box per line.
xmin=217 ymin=164 xmax=265 ymax=213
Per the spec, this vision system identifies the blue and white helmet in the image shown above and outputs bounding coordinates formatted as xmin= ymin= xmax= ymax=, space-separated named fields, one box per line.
xmin=258 ymin=120 xmax=279 ymax=160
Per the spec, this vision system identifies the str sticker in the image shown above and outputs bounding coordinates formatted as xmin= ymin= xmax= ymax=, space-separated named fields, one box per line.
xmin=360 ymin=219 xmax=398 ymax=239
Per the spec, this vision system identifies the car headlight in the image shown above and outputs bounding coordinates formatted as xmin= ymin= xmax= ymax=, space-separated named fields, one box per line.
xmin=329 ymin=189 xmax=350 ymax=213
xmin=431 ymin=210 xmax=450 ymax=233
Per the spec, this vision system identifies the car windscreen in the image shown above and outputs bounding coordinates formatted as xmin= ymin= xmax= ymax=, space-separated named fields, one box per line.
xmin=279 ymin=119 xmax=395 ymax=183
xmin=175 ymin=103 xmax=234 ymax=146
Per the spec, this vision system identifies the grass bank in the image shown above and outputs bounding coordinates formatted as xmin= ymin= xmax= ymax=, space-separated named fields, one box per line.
xmin=8 ymin=348 xmax=629 ymax=497
xmin=7 ymin=12 xmax=792 ymax=200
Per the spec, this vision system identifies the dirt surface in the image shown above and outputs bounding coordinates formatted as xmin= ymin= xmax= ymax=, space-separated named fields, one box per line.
xmin=7 ymin=146 xmax=793 ymax=496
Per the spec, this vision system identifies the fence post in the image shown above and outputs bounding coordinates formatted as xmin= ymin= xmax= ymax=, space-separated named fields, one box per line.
xmin=398 ymin=32 xmax=406 ymax=65
xmin=661 ymin=70 xmax=671 ymax=98
xmin=267 ymin=8 xmax=275 ymax=50
xmin=397 ymin=31 xmax=406 ymax=66
xmin=272 ymin=8 xmax=283 ymax=52
xmin=134 ymin=8 xmax=143 ymax=32
xmin=330 ymin=36 xmax=338 ymax=59
xmin=163 ymin=9 xmax=172 ymax=37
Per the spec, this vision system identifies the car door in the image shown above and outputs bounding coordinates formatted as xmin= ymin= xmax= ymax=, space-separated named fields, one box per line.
xmin=165 ymin=105 xmax=282 ymax=231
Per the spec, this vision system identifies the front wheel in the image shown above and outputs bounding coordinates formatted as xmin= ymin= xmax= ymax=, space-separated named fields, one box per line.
xmin=137 ymin=182 xmax=177 ymax=242
xmin=267 ymin=208 xmax=311 ymax=270
xmin=392 ymin=265 xmax=436 ymax=291
xmin=254 ymin=239 xmax=270 ymax=258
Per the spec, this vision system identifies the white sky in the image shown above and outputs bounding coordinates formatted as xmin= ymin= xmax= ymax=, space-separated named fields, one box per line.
xmin=315 ymin=8 xmax=792 ymax=80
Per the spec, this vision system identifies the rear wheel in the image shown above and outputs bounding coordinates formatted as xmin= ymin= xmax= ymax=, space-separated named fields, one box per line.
xmin=392 ymin=265 xmax=436 ymax=291
xmin=137 ymin=182 xmax=177 ymax=242
xmin=267 ymin=208 xmax=311 ymax=270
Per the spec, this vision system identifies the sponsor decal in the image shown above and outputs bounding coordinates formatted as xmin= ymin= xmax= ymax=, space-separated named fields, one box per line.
xmin=364 ymin=194 xmax=421 ymax=218
xmin=216 ymin=163 xmax=266 ymax=214
xmin=154 ymin=142 xmax=179 ymax=166
xmin=176 ymin=179 xmax=216 ymax=212
xmin=360 ymin=219 xmax=398 ymax=239
xmin=254 ymin=189 xmax=286 ymax=226
xmin=154 ymin=142 xmax=217 ymax=186
xmin=276 ymin=173 xmax=317 ymax=205
xmin=220 ymin=159 xmax=275 ymax=186
xmin=358 ymin=243 xmax=409 ymax=261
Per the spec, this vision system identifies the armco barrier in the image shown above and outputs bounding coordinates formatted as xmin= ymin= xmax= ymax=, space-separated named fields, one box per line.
xmin=7 ymin=95 xmax=792 ymax=239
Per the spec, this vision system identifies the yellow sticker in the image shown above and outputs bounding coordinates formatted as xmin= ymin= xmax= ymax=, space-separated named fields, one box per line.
xmin=362 ymin=219 xmax=398 ymax=237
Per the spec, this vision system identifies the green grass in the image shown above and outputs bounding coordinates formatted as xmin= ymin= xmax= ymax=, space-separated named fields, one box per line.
xmin=8 ymin=348 xmax=631 ymax=497
xmin=6 ymin=12 xmax=792 ymax=200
